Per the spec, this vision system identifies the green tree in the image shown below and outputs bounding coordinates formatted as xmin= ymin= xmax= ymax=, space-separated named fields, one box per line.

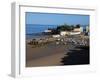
xmin=75 ymin=24 xmax=80 ymax=28
xmin=57 ymin=24 xmax=74 ymax=31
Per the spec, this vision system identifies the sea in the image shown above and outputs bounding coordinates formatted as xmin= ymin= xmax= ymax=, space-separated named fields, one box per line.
xmin=26 ymin=24 xmax=58 ymax=40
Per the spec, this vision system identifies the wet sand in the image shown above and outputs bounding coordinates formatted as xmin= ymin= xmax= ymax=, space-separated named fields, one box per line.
xmin=26 ymin=42 xmax=75 ymax=67
xmin=26 ymin=52 xmax=67 ymax=67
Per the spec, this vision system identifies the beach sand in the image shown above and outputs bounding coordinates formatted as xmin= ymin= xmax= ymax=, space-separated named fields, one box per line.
xmin=26 ymin=52 xmax=67 ymax=67
xmin=26 ymin=42 xmax=75 ymax=67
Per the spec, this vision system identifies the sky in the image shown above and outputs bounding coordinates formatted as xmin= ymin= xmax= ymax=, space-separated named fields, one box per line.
xmin=26 ymin=12 xmax=89 ymax=25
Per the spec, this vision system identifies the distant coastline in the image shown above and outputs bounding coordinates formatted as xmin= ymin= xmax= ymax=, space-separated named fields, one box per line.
xmin=26 ymin=24 xmax=89 ymax=34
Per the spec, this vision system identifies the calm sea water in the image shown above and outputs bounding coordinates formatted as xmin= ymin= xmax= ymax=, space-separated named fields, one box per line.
xmin=26 ymin=24 xmax=57 ymax=34
xmin=26 ymin=24 xmax=57 ymax=39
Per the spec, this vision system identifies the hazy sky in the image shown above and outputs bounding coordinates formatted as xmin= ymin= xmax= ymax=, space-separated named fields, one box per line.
xmin=26 ymin=12 xmax=89 ymax=25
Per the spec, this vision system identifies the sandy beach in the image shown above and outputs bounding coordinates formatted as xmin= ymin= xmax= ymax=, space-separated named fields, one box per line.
xmin=26 ymin=41 xmax=75 ymax=67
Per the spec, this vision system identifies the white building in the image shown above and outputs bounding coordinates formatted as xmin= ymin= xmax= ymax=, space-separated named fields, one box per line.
xmin=70 ymin=32 xmax=81 ymax=35
xmin=86 ymin=26 xmax=89 ymax=33
xmin=73 ymin=27 xmax=83 ymax=32
xmin=80 ymin=27 xmax=83 ymax=32
xmin=60 ymin=29 xmax=82 ymax=36
xmin=60 ymin=31 xmax=69 ymax=36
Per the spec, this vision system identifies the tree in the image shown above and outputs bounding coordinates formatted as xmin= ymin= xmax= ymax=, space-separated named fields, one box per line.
xmin=56 ymin=24 xmax=74 ymax=31
xmin=75 ymin=24 xmax=80 ymax=28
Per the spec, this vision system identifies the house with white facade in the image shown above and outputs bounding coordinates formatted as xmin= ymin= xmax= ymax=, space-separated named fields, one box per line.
xmin=60 ymin=31 xmax=69 ymax=36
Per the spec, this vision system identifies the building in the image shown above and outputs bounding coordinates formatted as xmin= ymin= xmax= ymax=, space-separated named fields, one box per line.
xmin=69 ymin=31 xmax=81 ymax=35
xmin=60 ymin=31 xmax=69 ymax=36
xmin=67 ymin=26 xmax=83 ymax=35
xmin=85 ymin=26 xmax=89 ymax=35
xmin=60 ymin=27 xmax=82 ymax=36
xmin=86 ymin=26 xmax=89 ymax=33
xmin=73 ymin=26 xmax=83 ymax=32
